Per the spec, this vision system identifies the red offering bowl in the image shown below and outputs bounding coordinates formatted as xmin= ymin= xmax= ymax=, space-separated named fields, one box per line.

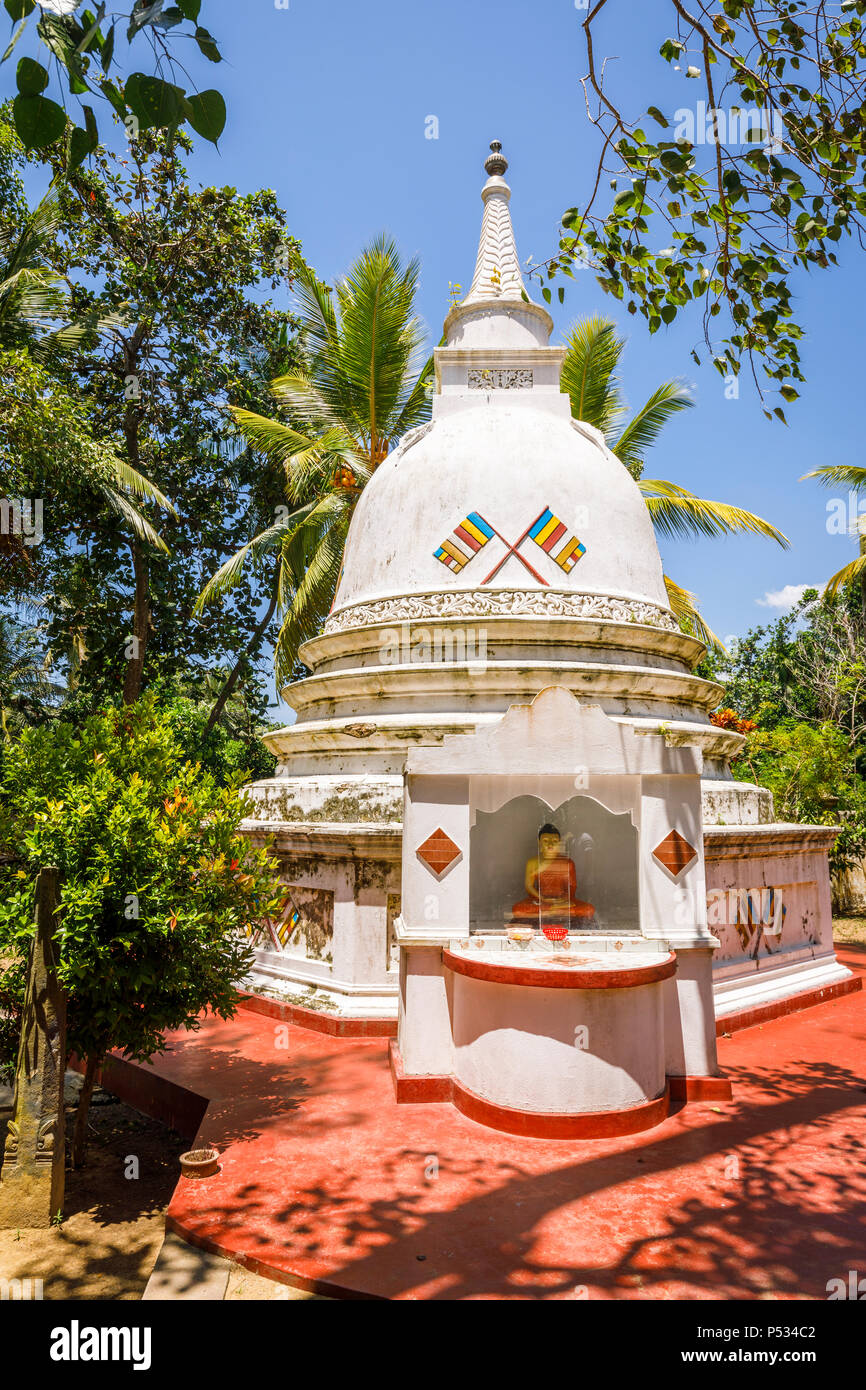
xmin=542 ymin=924 xmax=568 ymax=943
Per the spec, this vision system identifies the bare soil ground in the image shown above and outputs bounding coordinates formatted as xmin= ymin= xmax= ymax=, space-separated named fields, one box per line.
xmin=0 ymin=1090 xmax=186 ymax=1300
xmin=831 ymin=916 xmax=866 ymax=945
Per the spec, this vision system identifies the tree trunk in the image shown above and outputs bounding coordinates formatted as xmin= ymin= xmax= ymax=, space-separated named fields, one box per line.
xmin=71 ymin=1052 xmax=99 ymax=1169
xmin=204 ymin=568 xmax=280 ymax=735
xmin=122 ymin=539 xmax=151 ymax=706
xmin=859 ymin=529 xmax=866 ymax=626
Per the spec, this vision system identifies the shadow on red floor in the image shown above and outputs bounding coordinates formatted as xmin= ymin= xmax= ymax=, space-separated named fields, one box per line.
xmin=130 ymin=945 xmax=866 ymax=1300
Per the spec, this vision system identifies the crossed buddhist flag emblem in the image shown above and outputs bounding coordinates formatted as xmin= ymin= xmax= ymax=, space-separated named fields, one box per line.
xmin=434 ymin=507 xmax=586 ymax=586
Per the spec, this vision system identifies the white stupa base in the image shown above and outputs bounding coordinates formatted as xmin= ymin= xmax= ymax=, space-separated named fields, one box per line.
xmin=713 ymin=950 xmax=856 ymax=1020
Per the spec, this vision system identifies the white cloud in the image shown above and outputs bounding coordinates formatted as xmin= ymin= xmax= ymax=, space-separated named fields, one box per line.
xmin=756 ymin=583 xmax=815 ymax=610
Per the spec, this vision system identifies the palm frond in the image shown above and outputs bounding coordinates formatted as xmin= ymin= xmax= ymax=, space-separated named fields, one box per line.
xmin=274 ymin=505 xmax=351 ymax=686
xmin=195 ymin=501 xmax=316 ymax=612
xmin=822 ymin=550 xmax=866 ymax=601
xmin=560 ymin=316 xmax=626 ymax=438
xmin=104 ymin=457 xmax=175 ymax=515
xmin=800 ymin=465 xmax=866 ymax=491
xmin=611 ymin=382 xmax=694 ymax=473
xmin=640 ymin=479 xmax=789 ymax=547
xmin=664 ymin=574 xmax=725 ymax=652
xmin=98 ymin=486 xmax=168 ymax=553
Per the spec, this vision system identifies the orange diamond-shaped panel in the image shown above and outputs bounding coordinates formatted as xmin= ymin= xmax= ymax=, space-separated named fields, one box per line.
xmin=653 ymin=829 xmax=697 ymax=877
xmin=417 ymin=828 xmax=462 ymax=876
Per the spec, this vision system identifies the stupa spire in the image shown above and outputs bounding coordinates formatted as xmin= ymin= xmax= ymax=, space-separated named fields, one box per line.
xmin=462 ymin=141 xmax=528 ymax=306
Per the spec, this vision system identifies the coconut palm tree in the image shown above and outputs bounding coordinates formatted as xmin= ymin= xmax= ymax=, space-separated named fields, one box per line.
xmin=560 ymin=316 xmax=789 ymax=648
xmin=800 ymin=465 xmax=866 ymax=616
xmin=197 ymin=236 xmax=434 ymax=686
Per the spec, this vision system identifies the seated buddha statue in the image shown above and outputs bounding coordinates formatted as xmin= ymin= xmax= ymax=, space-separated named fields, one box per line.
xmin=510 ymin=824 xmax=595 ymax=926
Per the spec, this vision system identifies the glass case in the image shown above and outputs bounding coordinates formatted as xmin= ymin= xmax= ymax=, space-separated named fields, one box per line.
xmin=468 ymin=775 xmax=640 ymax=935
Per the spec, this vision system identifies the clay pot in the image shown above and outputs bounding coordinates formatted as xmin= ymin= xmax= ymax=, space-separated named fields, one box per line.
xmin=179 ymin=1146 xmax=219 ymax=1179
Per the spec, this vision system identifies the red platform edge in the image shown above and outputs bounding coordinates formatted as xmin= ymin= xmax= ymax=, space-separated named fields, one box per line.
xmin=69 ymin=1051 xmax=207 ymax=1141
xmin=389 ymin=1041 xmax=730 ymax=1137
xmin=715 ymin=973 xmax=862 ymax=1037
xmin=236 ymin=991 xmax=397 ymax=1038
xmin=668 ymin=1073 xmax=733 ymax=1102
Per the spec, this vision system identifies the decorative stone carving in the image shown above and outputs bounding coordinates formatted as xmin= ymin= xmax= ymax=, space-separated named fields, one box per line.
xmin=324 ymin=589 xmax=680 ymax=635
xmin=468 ymin=368 xmax=533 ymax=389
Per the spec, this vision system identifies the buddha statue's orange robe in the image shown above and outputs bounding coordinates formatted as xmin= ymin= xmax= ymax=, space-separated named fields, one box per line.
xmin=511 ymin=856 xmax=595 ymax=924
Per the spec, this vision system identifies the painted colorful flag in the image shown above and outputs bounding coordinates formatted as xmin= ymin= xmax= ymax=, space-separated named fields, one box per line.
xmin=528 ymin=507 xmax=586 ymax=573
xmin=276 ymin=902 xmax=301 ymax=950
xmin=434 ymin=511 xmax=495 ymax=572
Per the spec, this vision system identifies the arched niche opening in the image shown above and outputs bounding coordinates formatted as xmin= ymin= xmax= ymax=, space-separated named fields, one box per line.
xmin=469 ymin=794 xmax=639 ymax=934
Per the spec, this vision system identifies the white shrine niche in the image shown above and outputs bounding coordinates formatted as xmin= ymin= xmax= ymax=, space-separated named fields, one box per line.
xmin=468 ymin=780 xmax=640 ymax=935
xmin=393 ymin=688 xmax=728 ymax=1135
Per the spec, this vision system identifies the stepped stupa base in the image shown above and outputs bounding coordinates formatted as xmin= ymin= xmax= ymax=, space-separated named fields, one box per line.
xmin=242 ymin=803 xmax=855 ymax=1022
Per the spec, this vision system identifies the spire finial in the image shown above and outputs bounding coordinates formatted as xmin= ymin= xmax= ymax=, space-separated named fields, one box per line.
xmin=484 ymin=140 xmax=508 ymax=178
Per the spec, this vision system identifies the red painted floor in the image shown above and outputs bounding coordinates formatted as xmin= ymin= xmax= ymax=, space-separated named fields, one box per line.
xmin=152 ymin=945 xmax=866 ymax=1300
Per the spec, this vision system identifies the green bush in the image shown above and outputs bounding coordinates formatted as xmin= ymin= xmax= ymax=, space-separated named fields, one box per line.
xmin=735 ymin=719 xmax=866 ymax=871
xmin=0 ymin=696 xmax=284 ymax=1157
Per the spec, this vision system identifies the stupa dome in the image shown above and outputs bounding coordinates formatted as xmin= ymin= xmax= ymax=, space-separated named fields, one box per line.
xmin=331 ymin=402 xmax=669 ymax=621
xmin=329 ymin=140 xmax=671 ymax=631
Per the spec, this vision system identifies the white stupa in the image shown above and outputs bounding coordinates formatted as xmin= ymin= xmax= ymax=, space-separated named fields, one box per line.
xmin=243 ymin=141 xmax=850 ymax=1020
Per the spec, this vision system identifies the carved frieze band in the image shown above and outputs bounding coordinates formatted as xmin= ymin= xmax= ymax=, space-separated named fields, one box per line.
xmin=468 ymin=367 xmax=533 ymax=389
xmin=324 ymin=590 xmax=679 ymax=635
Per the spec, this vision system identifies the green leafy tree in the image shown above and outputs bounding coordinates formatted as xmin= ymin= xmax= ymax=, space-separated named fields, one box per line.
xmin=199 ymin=236 xmax=434 ymax=685
xmin=0 ymin=141 xmax=172 ymax=592
xmin=0 ymin=695 xmax=284 ymax=1166
xmin=715 ymin=587 xmax=866 ymax=869
xmin=8 ymin=122 xmax=303 ymax=714
xmin=2 ymin=1 xmax=226 ymax=158
xmin=561 ymin=315 xmax=788 ymax=644
xmin=736 ymin=719 xmax=866 ymax=870
xmin=547 ymin=1 xmax=866 ymax=409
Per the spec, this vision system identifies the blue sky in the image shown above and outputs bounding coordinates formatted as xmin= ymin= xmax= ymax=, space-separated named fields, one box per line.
xmin=11 ymin=0 xmax=865 ymax=656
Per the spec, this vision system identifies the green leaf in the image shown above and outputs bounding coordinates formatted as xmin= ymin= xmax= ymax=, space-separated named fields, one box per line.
xmin=186 ymin=88 xmax=226 ymax=143
xmin=101 ymin=78 xmax=125 ymax=115
xmin=178 ymin=0 xmax=201 ymax=16
xmin=69 ymin=124 xmax=96 ymax=169
xmin=194 ymin=24 xmax=221 ymax=61
xmin=76 ymin=3 xmax=105 ymax=53
xmin=125 ymin=72 xmax=187 ymax=130
xmin=127 ymin=1 xmax=165 ymax=40
xmin=2 ymin=15 xmax=29 ymax=63
xmin=647 ymin=106 xmax=668 ymax=128
xmin=4 ymin=0 xmax=35 ymax=19
xmin=16 ymin=54 xmax=47 ymax=93
xmin=12 ymin=92 xmax=66 ymax=148
xmin=100 ymin=20 xmax=114 ymax=71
